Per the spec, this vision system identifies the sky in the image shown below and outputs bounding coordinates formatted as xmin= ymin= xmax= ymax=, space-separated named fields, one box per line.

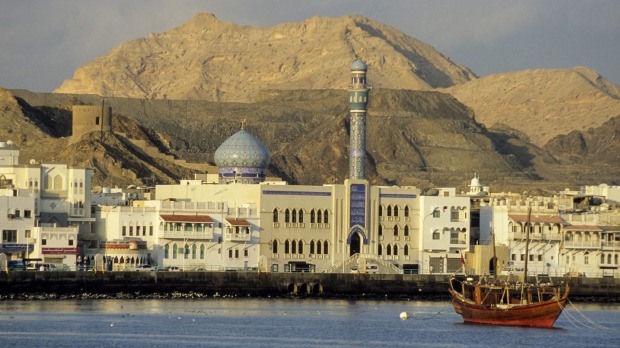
xmin=1 ymin=0 xmax=619 ymax=92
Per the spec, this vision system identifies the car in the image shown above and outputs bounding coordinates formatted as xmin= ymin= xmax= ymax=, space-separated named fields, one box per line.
xmin=135 ymin=265 xmax=156 ymax=272
xmin=167 ymin=266 xmax=181 ymax=272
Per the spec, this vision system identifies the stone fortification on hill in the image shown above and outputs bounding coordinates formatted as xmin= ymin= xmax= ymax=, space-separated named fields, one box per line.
xmin=55 ymin=13 xmax=475 ymax=102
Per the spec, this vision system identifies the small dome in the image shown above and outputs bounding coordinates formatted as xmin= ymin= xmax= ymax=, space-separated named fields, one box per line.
xmin=214 ymin=130 xmax=270 ymax=168
xmin=351 ymin=58 xmax=367 ymax=71
xmin=470 ymin=175 xmax=480 ymax=187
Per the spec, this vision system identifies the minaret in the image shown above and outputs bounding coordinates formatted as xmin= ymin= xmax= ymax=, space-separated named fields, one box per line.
xmin=348 ymin=58 xmax=369 ymax=180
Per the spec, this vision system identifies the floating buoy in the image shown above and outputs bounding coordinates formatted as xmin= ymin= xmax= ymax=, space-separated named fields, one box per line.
xmin=399 ymin=312 xmax=410 ymax=320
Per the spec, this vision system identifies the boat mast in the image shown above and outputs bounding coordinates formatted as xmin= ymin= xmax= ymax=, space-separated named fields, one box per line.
xmin=521 ymin=206 xmax=532 ymax=302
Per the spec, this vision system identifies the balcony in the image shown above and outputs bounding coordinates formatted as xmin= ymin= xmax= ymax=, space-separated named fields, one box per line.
xmin=563 ymin=241 xmax=601 ymax=249
xmin=161 ymin=230 xmax=214 ymax=240
xmin=510 ymin=232 xmax=563 ymax=241
xmin=450 ymin=238 xmax=467 ymax=245
xmin=224 ymin=232 xmax=251 ymax=242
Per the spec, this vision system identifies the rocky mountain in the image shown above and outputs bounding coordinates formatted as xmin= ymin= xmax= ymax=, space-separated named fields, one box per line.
xmin=55 ymin=13 xmax=475 ymax=102
xmin=7 ymin=87 xmax=619 ymax=194
xmin=443 ymin=67 xmax=620 ymax=147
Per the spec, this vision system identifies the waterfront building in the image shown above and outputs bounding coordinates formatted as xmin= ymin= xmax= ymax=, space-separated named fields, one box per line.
xmin=0 ymin=140 xmax=94 ymax=269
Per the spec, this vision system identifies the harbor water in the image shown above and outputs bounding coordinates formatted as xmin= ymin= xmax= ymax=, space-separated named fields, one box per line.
xmin=0 ymin=298 xmax=618 ymax=347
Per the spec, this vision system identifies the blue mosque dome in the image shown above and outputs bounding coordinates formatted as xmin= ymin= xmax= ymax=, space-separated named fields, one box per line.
xmin=351 ymin=58 xmax=367 ymax=71
xmin=214 ymin=129 xmax=270 ymax=184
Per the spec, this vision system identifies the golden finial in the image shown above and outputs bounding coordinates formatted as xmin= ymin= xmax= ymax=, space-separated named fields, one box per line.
xmin=241 ymin=118 xmax=247 ymax=130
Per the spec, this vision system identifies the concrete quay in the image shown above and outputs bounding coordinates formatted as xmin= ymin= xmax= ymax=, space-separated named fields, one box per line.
xmin=0 ymin=272 xmax=618 ymax=301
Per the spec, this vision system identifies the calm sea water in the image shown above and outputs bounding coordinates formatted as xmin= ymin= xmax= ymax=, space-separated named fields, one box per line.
xmin=0 ymin=298 xmax=618 ymax=347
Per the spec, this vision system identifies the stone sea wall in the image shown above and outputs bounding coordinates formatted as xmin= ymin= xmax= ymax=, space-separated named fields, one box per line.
xmin=1 ymin=272 xmax=618 ymax=301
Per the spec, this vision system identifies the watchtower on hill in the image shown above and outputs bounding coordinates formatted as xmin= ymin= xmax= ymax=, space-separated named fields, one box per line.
xmin=71 ymin=103 xmax=112 ymax=141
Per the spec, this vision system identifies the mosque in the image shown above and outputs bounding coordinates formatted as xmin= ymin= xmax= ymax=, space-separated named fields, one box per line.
xmin=153 ymin=59 xmax=470 ymax=274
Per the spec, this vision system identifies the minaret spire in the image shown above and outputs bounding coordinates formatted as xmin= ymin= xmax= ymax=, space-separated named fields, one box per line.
xmin=348 ymin=58 xmax=369 ymax=180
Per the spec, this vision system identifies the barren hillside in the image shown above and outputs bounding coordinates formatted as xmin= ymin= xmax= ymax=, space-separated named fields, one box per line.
xmin=443 ymin=67 xmax=620 ymax=146
xmin=55 ymin=13 xmax=475 ymax=102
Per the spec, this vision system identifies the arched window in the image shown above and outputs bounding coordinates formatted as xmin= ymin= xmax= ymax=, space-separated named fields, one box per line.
xmin=601 ymin=253 xmax=605 ymax=264
xmin=165 ymin=244 xmax=169 ymax=259
xmin=311 ymin=210 xmax=316 ymax=223
xmin=608 ymin=254 xmax=612 ymax=264
xmin=404 ymin=206 xmax=409 ymax=217
xmin=378 ymin=224 xmax=383 ymax=236
xmin=394 ymin=206 xmax=399 ymax=217
xmin=323 ymin=241 xmax=328 ymax=254
xmin=200 ymin=244 xmax=205 ymax=259
xmin=379 ymin=205 xmax=383 ymax=216
xmin=310 ymin=241 xmax=315 ymax=254
xmin=387 ymin=244 xmax=392 ymax=255
xmin=192 ymin=244 xmax=197 ymax=259
xmin=404 ymin=225 xmax=409 ymax=237
xmin=284 ymin=240 xmax=290 ymax=254
xmin=317 ymin=240 xmax=322 ymax=254
xmin=324 ymin=210 xmax=329 ymax=224
xmin=291 ymin=240 xmax=297 ymax=254
xmin=615 ymin=254 xmax=619 ymax=265
xmin=404 ymin=244 xmax=409 ymax=256
xmin=184 ymin=244 xmax=189 ymax=259
xmin=173 ymin=244 xmax=178 ymax=259
xmin=285 ymin=209 xmax=290 ymax=223
xmin=273 ymin=208 xmax=279 ymax=223
xmin=298 ymin=240 xmax=303 ymax=254
xmin=387 ymin=205 xmax=392 ymax=216
xmin=292 ymin=209 xmax=297 ymax=223
xmin=394 ymin=225 xmax=399 ymax=236
xmin=378 ymin=244 xmax=383 ymax=256
xmin=299 ymin=209 xmax=304 ymax=223
xmin=272 ymin=240 xmax=278 ymax=253
xmin=394 ymin=245 xmax=398 ymax=256
xmin=317 ymin=209 xmax=322 ymax=223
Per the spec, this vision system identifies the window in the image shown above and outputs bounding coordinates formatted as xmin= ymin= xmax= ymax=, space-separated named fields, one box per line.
xmin=379 ymin=205 xmax=383 ymax=216
xmin=291 ymin=240 xmax=297 ymax=254
xmin=537 ymin=255 xmax=542 ymax=262
xmin=192 ymin=245 xmax=197 ymax=259
xmin=378 ymin=225 xmax=383 ymax=236
xmin=285 ymin=240 xmax=290 ymax=254
xmin=292 ymin=209 xmax=297 ymax=223
xmin=317 ymin=240 xmax=322 ymax=254
xmin=584 ymin=254 xmax=589 ymax=265
xmin=244 ymin=249 xmax=248 ymax=257
xmin=69 ymin=239 xmax=74 ymax=246
xmin=310 ymin=241 xmax=315 ymax=254
xmin=324 ymin=241 xmax=328 ymax=254
xmin=311 ymin=210 xmax=316 ymax=223
xmin=42 ymin=238 xmax=47 ymax=246
xmin=387 ymin=206 xmax=392 ymax=216
xmin=229 ymin=249 xmax=233 ymax=258
xmin=2 ymin=230 xmax=17 ymax=243
xmin=394 ymin=225 xmax=399 ymax=236
xmin=298 ymin=240 xmax=303 ymax=254
xmin=273 ymin=208 xmax=279 ymax=223
xmin=165 ymin=244 xmax=169 ymax=259
xmin=272 ymin=240 xmax=278 ymax=253
xmin=378 ymin=244 xmax=382 ymax=256
xmin=173 ymin=244 xmax=178 ymax=259
xmin=404 ymin=225 xmax=409 ymax=237
xmin=184 ymin=244 xmax=189 ymax=259
xmin=387 ymin=244 xmax=392 ymax=255
xmin=432 ymin=230 xmax=440 ymax=240
xmin=235 ymin=250 xmax=239 ymax=258
xmin=404 ymin=206 xmax=409 ymax=217
xmin=317 ymin=210 xmax=322 ymax=223
xmin=285 ymin=209 xmax=290 ymax=223
xmin=200 ymin=245 xmax=205 ymax=259
xmin=394 ymin=206 xmax=399 ymax=217
xmin=394 ymin=245 xmax=398 ymax=256
xmin=433 ymin=210 xmax=440 ymax=218
xmin=129 ymin=226 xmax=133 ymax=236
xmin=404 ymin=245 xmax=409 ymax=256
xmin=24 ymin=210 xmax=32 ymax=218
xmin=299 ymin=209 xmax=304 ymax=223
xmin=324 ymin=210 xmax=329 ymax=224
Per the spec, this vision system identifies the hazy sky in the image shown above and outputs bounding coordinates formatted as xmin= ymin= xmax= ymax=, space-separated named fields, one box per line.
xmin=1 ymin=0 xmax=618 ymax=92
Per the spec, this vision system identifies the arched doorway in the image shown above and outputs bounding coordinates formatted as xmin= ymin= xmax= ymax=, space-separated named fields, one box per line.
xmin=350 ymin=233 xmax=361 ymax=256
xmin=488 ymin=257 xmax=497 ymax=276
